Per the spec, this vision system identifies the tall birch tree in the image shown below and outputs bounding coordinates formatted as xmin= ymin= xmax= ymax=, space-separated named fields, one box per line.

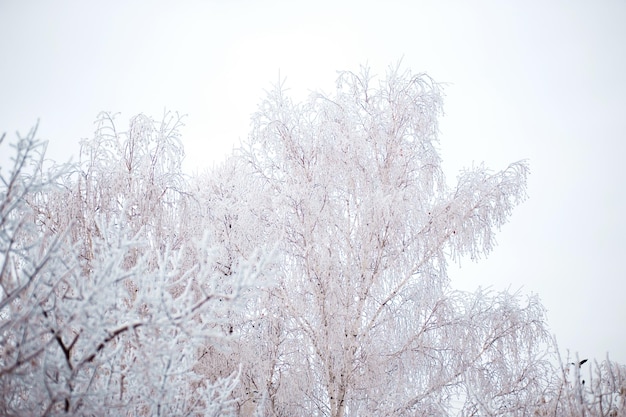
xmin=238 ymin=65 xmax=553 ymax=416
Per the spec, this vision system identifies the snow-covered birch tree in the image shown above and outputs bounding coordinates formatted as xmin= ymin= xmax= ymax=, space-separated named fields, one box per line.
xmin=238 ymin=65 xmax=554 ymax=416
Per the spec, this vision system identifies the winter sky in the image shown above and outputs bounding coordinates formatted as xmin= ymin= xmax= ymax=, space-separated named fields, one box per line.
xmin=1 ymin=1 xmax=625 ymax=364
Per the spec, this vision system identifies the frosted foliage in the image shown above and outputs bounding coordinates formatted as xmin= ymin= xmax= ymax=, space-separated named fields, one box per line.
xmin=0 ymin=121 xmax=266 ymax=416
xmin=75 ymin=112 xmax=187 ymax=258
xmin=238 ymin=65 xmax=549 ymax=417
xmin=2 ymin=64 xmax=623 ymax=417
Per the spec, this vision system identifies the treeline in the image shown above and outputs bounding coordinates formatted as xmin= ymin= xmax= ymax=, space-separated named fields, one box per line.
xmin=1 ymin=66 xmax=624 ymax=416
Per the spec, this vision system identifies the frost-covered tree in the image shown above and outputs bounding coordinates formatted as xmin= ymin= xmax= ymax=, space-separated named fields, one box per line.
xmin=0 ymin=116 xmax=267 ymax=416
xmin=236 ymin=65 xmax=554 ymax=416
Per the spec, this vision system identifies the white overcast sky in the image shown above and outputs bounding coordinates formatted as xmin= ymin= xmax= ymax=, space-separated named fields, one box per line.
xmin=1 ymin=1 xmax=625 ymax=364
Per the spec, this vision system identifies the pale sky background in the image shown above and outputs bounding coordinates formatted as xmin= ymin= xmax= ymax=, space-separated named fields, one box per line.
xmin=1 ymin=1 xmax=625 ymax=365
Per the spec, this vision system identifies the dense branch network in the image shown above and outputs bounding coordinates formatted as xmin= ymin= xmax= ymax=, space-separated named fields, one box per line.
xmin=0 ymin=66 xmax=624 ymax=417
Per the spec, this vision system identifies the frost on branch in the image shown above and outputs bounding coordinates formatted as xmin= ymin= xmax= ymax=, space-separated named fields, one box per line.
xmin=440 ymin=161 xmax=529 ymax=262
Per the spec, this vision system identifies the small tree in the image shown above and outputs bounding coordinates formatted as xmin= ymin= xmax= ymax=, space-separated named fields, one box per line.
xmin=0 ymin=116 xmax=266 ymax=416
xmin=236 ymin=64 xmax=554 ymax=416
xmin=533 ymin=351 xmax=626 ymax=417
